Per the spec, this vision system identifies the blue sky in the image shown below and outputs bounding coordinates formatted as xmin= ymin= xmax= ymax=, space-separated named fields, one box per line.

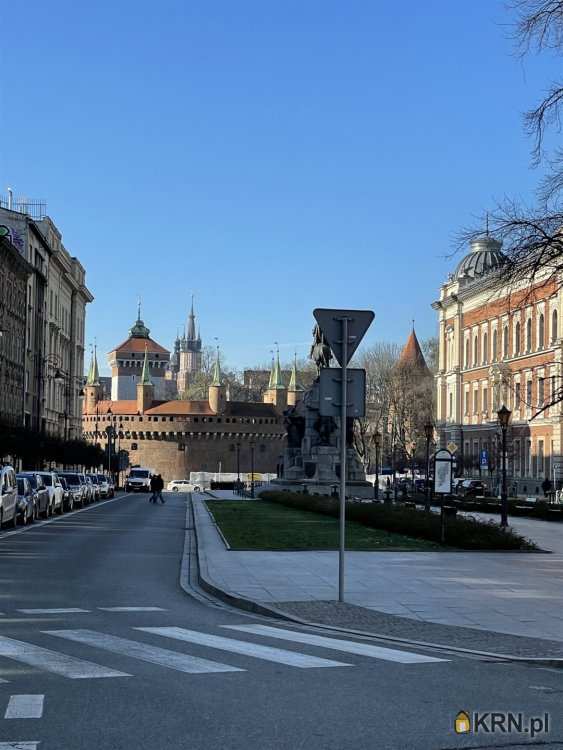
xmin=1 ymin=0 xmax=557 ymax=373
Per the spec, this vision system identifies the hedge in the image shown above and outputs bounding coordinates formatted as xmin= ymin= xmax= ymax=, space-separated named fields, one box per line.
xmin=259 ymin=491 xmax=538 ymax=551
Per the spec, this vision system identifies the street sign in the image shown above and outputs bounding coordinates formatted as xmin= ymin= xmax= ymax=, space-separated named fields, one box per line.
xmin=434 ymin=449 xmax=453 ymax=494
xmin=313 ymin=308 xmax=375 ymax=367
xmin=319 ymin=368 xmax=366 ymax=418
xmin=447 ymin=441 xmax=458 ymax=454
xmin=480 ymin=449 xmax=489 ymax=471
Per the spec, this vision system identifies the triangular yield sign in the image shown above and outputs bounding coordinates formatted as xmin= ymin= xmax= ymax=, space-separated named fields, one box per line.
xmin=313 ymin=308 xmax=375 ymax=367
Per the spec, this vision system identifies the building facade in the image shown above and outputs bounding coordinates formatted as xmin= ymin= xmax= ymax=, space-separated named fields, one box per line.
xmin=434 ymin=235 xmax=563 ymax=494
xmin=0 ymin=202 xmax=93 ymax=436
xmin=0 ymin=234 xmax=33 ymax=425
xmin=84 ymin=338 xmax=287 ymax=482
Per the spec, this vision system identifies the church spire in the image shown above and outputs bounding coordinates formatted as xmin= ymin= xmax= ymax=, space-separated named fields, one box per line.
xmin=211 ymin=346 xmax=222 ymax=386
xmin=86 ymin=345 xmax=100 ymax=386
xmin=271 ymin=345 xmax=284 ymax=390
xmin=186 ymin=295 xmax=196 ymax=341
xmin=140 ymin=345 xmax=152 ymax=385
xmin=288 ymin=353 xmax=301 ymax=391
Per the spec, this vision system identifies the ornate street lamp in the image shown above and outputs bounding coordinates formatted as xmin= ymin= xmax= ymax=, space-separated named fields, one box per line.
xmin=497 ymin=405 xmax=512 ymax=527
xmin=424 ymin=422 xmax=434 ymax=512
xmin=373 ymin=431 xmax=382 ymax=501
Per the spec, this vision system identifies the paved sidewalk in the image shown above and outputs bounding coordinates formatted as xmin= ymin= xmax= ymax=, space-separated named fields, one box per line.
xmin=195 ymin=494 xmax=563 ymax=646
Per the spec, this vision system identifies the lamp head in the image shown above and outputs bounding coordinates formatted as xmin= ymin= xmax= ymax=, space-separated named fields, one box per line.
xmin=497 ymin=404 xmax=512 ymax=429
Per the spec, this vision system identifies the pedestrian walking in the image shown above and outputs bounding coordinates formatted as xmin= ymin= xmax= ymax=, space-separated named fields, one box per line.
xmin=155 ymin=474 xmax=165 ymax=504
xmin=149 ymin=474 xmax=158 ymax=503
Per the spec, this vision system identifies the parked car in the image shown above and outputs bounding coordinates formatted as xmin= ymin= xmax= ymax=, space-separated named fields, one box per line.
xmin=0 ymin=465 xmax=18 ymax=528
xmin=86 ymin=474 xmax=101 ymax=501
xmin=77 ymin=473 xmax=92 ymax=504
xmin=459 ymin=479 xmax=487 ymax=497
xmin=125 ymin=467 xmax=154 ymax=492
xmin=58 ymin=477 xmax=77 ymax=512
xmin=36 ymin=471 xmax=64 ymax=515
xmin=16 ymin=476 xmax=36 ymax=524
xmin=93 ymin=474 xmax=111 ymax=499
xmin=58 ymin=472 xmax=86 ymax=507
xmin=167 ymin=479 xmax=201 ymax=492
xmin=17 ymin=472 xmax=50 ymax=518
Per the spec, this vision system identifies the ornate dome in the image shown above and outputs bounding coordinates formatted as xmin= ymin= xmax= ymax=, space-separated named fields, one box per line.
xmin=453 ymin=236 xmax=505 ymax=281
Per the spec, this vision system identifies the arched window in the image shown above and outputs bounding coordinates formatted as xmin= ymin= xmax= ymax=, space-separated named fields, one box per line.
xmin=515 ymin=321 xmax=521 ymax=355
xmin=552 ymin=309 xmax=558 ymax=343
xmin=503 ymin=326 xmax=509 ymax=358
xmin=539 ymin=313 xmax=545 ymax=349
xmin=473 ymin=335 xmax=478 ymax=366
xmin=449 ymin=392 xmax=453 ymax=419
xmin=492 ymin=330 xmax=498 ymax=361
xmin=526 ymin=318 xmax=532 ymax=351
xmin=465 ymin=339 xmax=469 ymax=368
xmin=483 ymin=332 xmax=488 ymax=364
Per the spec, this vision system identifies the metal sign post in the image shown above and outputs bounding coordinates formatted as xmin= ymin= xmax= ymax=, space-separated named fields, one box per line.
xmin=313 ymin=308 xmax=375 ymax=603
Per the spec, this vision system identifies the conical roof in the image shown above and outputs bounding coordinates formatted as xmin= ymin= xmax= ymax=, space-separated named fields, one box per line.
xmin=86 ymin=347 xmax=100 ymax=386
xmin=186 ymin=297 xmax=197 ymax=341
xmin=140 ymin=346 xmax=152 ymax=385
xmin=398 ymin=328 xmax=428 ymax=371
xmin=270 ymin=350 xmax=285 ymax=390
xmin=288 ymin=356 xmax=302 ymax=392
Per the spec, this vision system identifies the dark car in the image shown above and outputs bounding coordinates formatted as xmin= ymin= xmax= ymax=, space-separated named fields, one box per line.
xmin=459 ymin=479 xmax=487 ymax=497
xmin=17 ymin=472 xmax=50 ymax=518
xmin=58 ymin=472 xmax=86 ymax=508
xmin=16 ymin=476 xmax=36 ymax=524
xmin=58 ymin=477 xmax=75 ymax=512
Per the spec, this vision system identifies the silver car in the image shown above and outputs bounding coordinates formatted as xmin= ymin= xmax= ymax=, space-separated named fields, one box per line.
xmin=0 ymin=466 xmax=18 ymax=528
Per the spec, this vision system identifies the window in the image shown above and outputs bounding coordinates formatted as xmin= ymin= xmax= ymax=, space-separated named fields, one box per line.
xmin=464 ymin=391 xmax=469 ymax=415
xmin=538 ymin=439 xmax=545 ymax=474
xmin=539 ymin=313 xmax=545 ymax=349
xmin=552 ymin=309 xmax=558 ymax=342
xmin=503 ymin=326 xmax=509 ymax=358
xmin=538 ymin=377 xmax=545 ymax=407
xmin=515 ymin=321 xmax=521 ymax=355
xmin=482 ymin=332 xmax=488 ymax=364
xmin=526 ymin=380 xmax=532 ymax=406
xmin=515 ymin=382 xmax=521 ymax=408
xmin=526 ymin=318 xmax=532 ymax=351
xmin=465 ymin=339 xmax=470 ymax=368
xmin=492 ymin=330 xmax=498 ymax=360
xmin=449 ymin=392 xmax=453 ymax=419
xmin=483 ymin=386 xmax=488 ymax=412
xmin=473 ymin=335 xmax=478 ymax=366
xmin=473 ymin=390 xmax=478 ymax=414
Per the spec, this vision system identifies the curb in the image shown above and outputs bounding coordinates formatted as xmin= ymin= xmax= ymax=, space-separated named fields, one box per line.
xmin=189 ymin=495 xmax=563 ymax=667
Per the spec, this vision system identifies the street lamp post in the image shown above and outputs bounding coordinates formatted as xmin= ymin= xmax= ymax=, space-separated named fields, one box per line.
xmin=373 ymin=431 xmax=381 ymax=501
xmin=250 ymin=441 xmax=255 ymax=498
xmin=424 ymin=422 xmax=433 ymax=512
xmin=236 ymin=442 xmax=241 ymax=484
xmin=497 ymin=405 xmax=512 ymax=528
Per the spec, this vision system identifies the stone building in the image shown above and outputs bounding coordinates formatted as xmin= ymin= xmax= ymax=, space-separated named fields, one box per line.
xmin=0 ymin=201 xmax=92 ymax=436
xmin=434 ymin=235 xmax=563 ymax=493
xmin=83 ymin=346 xmax=287 ymax=482
xmin=0 ymin=234 xmax=33 ymax=425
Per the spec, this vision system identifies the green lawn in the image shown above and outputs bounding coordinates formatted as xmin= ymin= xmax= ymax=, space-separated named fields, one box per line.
xmin=205 ymin=500 xmax=443 ymax=551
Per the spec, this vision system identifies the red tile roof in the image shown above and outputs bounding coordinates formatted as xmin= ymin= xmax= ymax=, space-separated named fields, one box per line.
xmin=109 ymin=336 xmax=169 ymax=356
xmin=146 ymin=401 xmax=214 ymax=416
xmin=398 ymin=330 xmax=429 ymax=371
xmin=84 ymin=398 xmax=282 ymax=418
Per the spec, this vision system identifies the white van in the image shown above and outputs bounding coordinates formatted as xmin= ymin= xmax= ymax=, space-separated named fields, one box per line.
xmin=125 ymin=467 xmax=155 ymax=493
xmin=0 ymin=466 xmax=18 ymax=528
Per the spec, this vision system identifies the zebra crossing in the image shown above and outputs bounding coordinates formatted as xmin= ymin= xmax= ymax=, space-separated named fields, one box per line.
xmin=0 ymin=623 xmax=449 ymax=685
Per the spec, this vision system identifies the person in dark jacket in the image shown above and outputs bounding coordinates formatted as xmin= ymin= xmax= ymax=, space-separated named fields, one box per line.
xmin=154 ymin=474 xmax=165 ymax=504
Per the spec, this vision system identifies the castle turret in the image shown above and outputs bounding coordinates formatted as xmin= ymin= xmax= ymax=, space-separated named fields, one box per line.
xmin=208 ymin=347 xmax=226 ymax=414
xmin=287 ymin=355 xmax=303 ymax=407
xmin=83 ymin=347 xmax=102 ymax=413
xmin=263 ymin=349 xmax=287 ymax=412
xmin=136 ymin=346 xmax=154 ymax=413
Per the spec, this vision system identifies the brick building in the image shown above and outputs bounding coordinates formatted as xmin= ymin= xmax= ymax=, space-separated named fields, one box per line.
xmin=82 ymin=342 xmax=290 ymax=482
xmin=434 ymin=235 xmax=563 ymax=494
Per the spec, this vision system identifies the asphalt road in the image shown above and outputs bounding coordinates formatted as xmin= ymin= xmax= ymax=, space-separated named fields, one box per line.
xmin=0 ymin=491 xmax=561 ymax=750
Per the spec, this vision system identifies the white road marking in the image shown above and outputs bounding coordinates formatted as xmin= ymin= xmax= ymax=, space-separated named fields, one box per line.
xmin=0 ymin=635 xmax=130 ymax=679
xmin=0 ymin=743 xmax=40 ymax=749
xmin=5 ymin=696 xmax=44 ymax=720
xmin=137 ymin=627 xmax=352 ymax=668
xmin=45 ymin=630 xmax=243 ymax=675
xmin=98 ymin=607 xmax=165 ymax=613
xmin=18 ymin=609 xmax=89 ymax=615
xmin=222 ymin=625 xmax=449 ymax=664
